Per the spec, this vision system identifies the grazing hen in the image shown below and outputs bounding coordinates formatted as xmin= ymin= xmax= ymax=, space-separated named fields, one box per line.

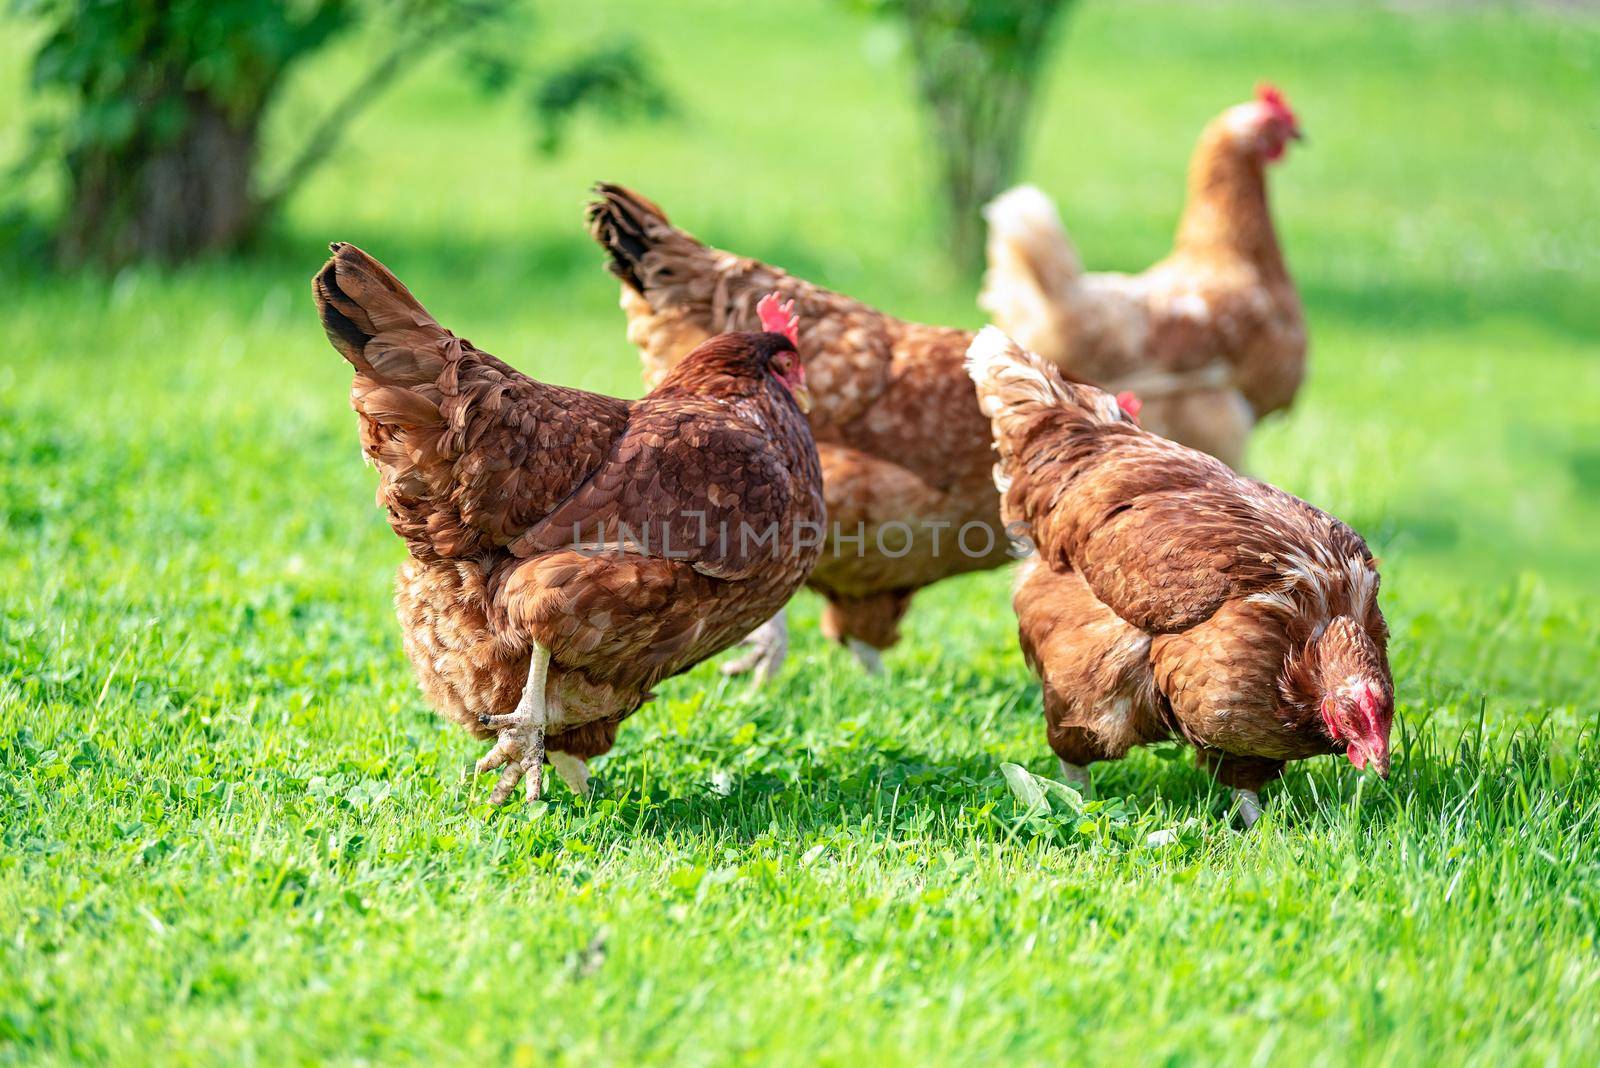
xmin=587 ymin=182 xmax=1134 ymax=680
xmin=967 ymin=328 xmax=1392 ymax=827
xmin=315 ymin=243 xmax=823 ymax=803
xmin=980 ymin=86 xmax=1307 ymax=468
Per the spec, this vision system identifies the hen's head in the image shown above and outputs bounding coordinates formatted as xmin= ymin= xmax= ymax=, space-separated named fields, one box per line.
xmin=1226 ymin=84 xmax=1304 ymax=163
xmin=660 ymin=293 xmax=811 ymax=414
xmin=756 ymin=293 xmax=810 ymax=414
xmin=757 ymin=292 xmax=799 ymax=347
xmin=1310 ymin=616 xmax=1394 ymax=776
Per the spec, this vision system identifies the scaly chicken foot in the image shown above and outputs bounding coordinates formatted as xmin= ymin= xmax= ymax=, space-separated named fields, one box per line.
xmin=476 ymin=643 xmax=550 ymax=804
xmin=720 ymin=610 xmax=789 ymax=684
xmin=1232 ymin=789 xmax=1263 ymax=830
xmin=1057 ymin=759 xmax=1094 ymax=797
xmin=549 ymin=751 xmax=591 ymax=799
xmin=847 ymin=639 xmax=885 ymax=676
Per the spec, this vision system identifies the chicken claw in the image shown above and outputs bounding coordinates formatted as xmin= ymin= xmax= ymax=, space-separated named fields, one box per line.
xmin=1057 ymin=758 xmax=1094 ymax=797
xmin=721 ymin=610 xmax=789 ymax=684
xmin=846 ymin=639 xmax=885 ymax=676
xmin=549 ymin=751 xmax=591 ymax=799
xmin=1232 ymin=788 xmax=1263 ymax=830
xmin=475 ymin=643 xmax=551 ymax=804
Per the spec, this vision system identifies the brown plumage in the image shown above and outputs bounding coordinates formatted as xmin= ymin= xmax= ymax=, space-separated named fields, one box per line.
xmin=315 ymin=243 xmax=823 ymax=802
xmin=979 ymin=87 xmax=1308 ymax=469
xmin=967 ymin=328 xmax=1392 ymax=824
xmin=588 ymin=182 xmax=1073 ymax=674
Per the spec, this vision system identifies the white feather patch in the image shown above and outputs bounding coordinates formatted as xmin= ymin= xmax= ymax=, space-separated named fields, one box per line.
xmin=965 ymin=326 xmax=1106 ymax=419
xmin=982 ymin=184 xmax=1062 ymax=231
xmin=1246 ymin=551 xmax=1378 ymax=622
xmin=965 ymin=326 xmax=1028 ymax=389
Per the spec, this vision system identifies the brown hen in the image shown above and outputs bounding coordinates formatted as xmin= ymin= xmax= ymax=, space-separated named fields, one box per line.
xmin=967 ymin=328 xmax=1392 ymax=827
xmin=315 ymin=243 xmax=823 ymax=803
xmin=587 ymin=183 xmax=1125 ymax=679
xmin=980 ymin=86 xmax=1308 ymax=468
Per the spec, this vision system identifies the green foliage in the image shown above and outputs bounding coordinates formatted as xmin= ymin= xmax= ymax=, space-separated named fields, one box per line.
xmin=20 ymin=0 xmax=352 ymax=156
xmin=7 ymin=0 xmax=670 ymax=264
xmin=531 ymin=43 xmax=672 ymax=154
xmin=1 ymin=0 xmax=1599 ymax=1062
xmin=855 ymin=0 xmax=1075 ymax=269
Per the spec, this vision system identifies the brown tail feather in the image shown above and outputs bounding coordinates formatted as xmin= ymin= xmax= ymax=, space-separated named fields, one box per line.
xmin=586 ymin=182 xmax=701 ymax=295
xmin=313 ymin=243 xmax=454 ymax=543
xmin=312 ymin=242 xmax=446 ymax=370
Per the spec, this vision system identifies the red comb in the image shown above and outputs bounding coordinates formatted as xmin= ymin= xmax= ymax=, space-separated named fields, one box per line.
xmin=1256 ymin=83 xmax=1297 ymax=126
xmin=1116 ymin=390 xmax=1142 ymax=421
xmin=756 ymin=292 xmax=799 ymax=346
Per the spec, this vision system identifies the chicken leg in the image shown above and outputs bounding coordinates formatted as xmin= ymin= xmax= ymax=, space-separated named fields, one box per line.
xmin=476 ymin=643 xmax=550 ymax=804
xmin=1233 ymin=789 xmax=1263 ymax=830
xmin=720 ymin=609 xmax=789 ymax=684
xmin=549 ymin=751 xmax=591 ymax=798
xmin=846 ymin=639 xmax=885 ymax=676
xmin=1056 ymin=758 xmax=1093 ymax=795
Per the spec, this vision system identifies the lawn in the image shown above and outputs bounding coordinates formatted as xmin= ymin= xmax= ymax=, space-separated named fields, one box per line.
xmin=3 ymin=0 xmax=1599 ymax=1064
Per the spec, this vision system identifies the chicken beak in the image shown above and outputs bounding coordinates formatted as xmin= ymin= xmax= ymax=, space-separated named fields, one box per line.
xmin=1346 ymin=740 xmax=1389 ymax=778
xmin=1291 ymin=126 xmax=1307 ymax=144
xmin=790 ymin=381 xmax=813 ymax=415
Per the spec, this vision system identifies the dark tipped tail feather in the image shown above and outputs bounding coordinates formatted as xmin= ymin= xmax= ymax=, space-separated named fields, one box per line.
xmin=312 ymin=243 xmax=463 ymax=551
xmin=312 ymin=242 xmax=444 ymax=370
xmin=585 ymin=182 xmax=680 ymax=295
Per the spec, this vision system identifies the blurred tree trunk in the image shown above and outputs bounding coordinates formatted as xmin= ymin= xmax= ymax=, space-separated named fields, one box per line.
xmin=57 ymin=91 xmax=267 ymax=266
xmin=23 ymin=0 xmax=670 ymax=269
xmin=896 ymin=0 xmax=1074 ymax=271
xmin=26 ymin=0 xmax=348 ymax=270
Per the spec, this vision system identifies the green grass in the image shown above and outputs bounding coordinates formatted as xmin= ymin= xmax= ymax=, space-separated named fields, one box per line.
xmin=3 ymin=1 xmax=1600 ymax=1064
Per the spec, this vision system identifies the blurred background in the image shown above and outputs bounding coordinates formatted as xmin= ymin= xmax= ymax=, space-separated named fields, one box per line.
xmin=1 ymin=0 xmax=1597 ymax=681
xmin=2 ymin=3 xmax=1599 ymax=1061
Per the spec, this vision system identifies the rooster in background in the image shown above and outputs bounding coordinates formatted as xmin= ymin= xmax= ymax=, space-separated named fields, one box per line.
xmin=587 ymin=183 xmax=1136 ymax=681
xmin=967 ymin=328 xmax=1391 ymax=828
xmin=980 ymin=86 xmax=1307 ymax=469
xmin=316 ymin=244 xmax=823 ymax=803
